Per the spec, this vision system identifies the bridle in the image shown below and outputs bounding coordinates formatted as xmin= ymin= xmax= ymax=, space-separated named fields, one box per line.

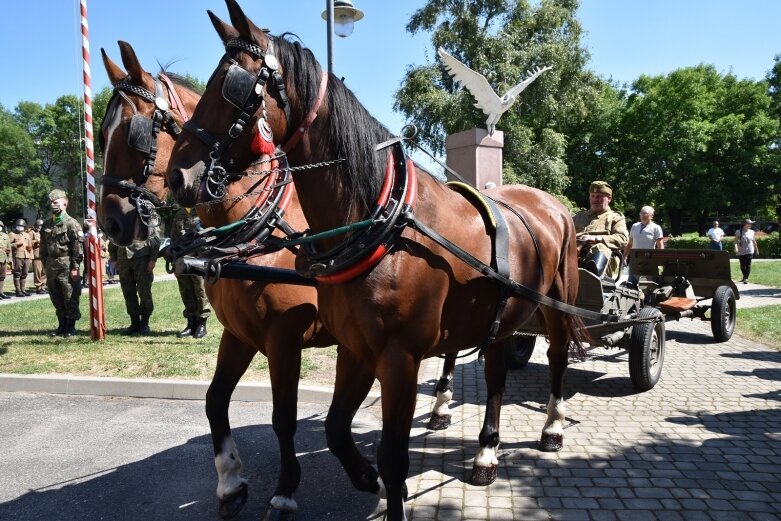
xmin=182 ymin=36 xmax=327 ymax=200
xmin=100 ymin=73 xmax=189 ymax=226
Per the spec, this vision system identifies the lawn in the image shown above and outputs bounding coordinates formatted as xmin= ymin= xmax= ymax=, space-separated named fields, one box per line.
xmin=730 ymin=259 xmax=781 ymax=286
xmin=0 ymin=278 xmax=338 ymax=383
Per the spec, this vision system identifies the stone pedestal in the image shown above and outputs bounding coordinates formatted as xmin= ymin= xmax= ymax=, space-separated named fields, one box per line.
xmin=445 ymin=128 xmax=504 ymax=189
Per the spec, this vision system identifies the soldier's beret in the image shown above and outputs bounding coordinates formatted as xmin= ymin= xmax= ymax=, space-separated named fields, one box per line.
xmin=48 ymin=189 xmax=68 ymax=202
xmin=588 ymin=181 xmax=612 ymax=196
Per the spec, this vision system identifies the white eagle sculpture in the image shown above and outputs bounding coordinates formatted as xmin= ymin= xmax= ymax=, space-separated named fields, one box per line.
xmin=437 ymin=47 xmax=552 ymax=134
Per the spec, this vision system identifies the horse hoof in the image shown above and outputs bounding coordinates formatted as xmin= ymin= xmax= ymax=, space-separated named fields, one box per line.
xmin=218 ymin=483 xmax=248 ymax=519
xmin=263 ymin=506 xmax=296 ymax=521
xmin=426 ymin=413 xmax=451 ymax=431
xmin=470 ymin=464 xmax=497 ymax=486
xmin=539 ymin=433 xmax=563 ymax=452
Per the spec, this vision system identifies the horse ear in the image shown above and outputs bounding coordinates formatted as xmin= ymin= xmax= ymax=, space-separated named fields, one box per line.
xmin=208 ymin=10 xmax=238 ymax=44
xmin=101 ymin=48 xmax=126 ymax=85
xmin=225 ymin=0 xmax=267 ymax=46
xmin=117 ymin=40 xmax=150 ymax=86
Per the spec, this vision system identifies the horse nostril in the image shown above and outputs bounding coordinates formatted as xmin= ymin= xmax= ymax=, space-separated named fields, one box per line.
xmin=103 ymin=216 xmax=121 ymax=237
xmin=168 ymin=168 xmax=184 ymax=192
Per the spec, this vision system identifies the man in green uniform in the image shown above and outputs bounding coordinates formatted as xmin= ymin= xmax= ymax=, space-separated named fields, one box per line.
xmin=40 ymin=189 xmax=84 ymax=336
xmin=10 ymin=218 xmax=34 ymax=297
xmin=0 ymin=221 xmax=10 ymax=299
xmin=572 ymin=181 xmax=628 ymax=279
xmin=30 ymin=219 xmax=46 ymax=293
xmin=170 ymin=207 xmax=210 ymax=339
xmin=108 ymin=228 xmax=160 ymax=335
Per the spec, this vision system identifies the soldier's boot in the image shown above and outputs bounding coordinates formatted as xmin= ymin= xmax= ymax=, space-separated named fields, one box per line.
xmin=0 ymin=288 xmax=9 ymax=299
xmin=21 ymin=281 xmax=31 ymax=297
xmin=14 ymin=278 xmax=23 ymax=297
xmin=50 ymin=316 xmax=66 ymax=337
xmin=64 ymin=319 xmax=77 ymax=337
xmin=192 ymin=318 xmax=207 ymax=339
xmin=138 ymin=315 xmax=151 ymax=335
xmin=177 ymin=317 xmax=195 ymax=338
xmin=122 ymin=316 xmax=141 ymax=336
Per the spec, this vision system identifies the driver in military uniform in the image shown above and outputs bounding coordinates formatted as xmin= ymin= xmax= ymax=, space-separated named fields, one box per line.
xmin=40 ymin=189 xmax=83 ymax=337
xmin=9 ymin=218 xmax=33 ymax=297
xmin=0 ymin=221 xmax=10 ymax=299
xmin=572 ymin=181 xmax=628 ymax=279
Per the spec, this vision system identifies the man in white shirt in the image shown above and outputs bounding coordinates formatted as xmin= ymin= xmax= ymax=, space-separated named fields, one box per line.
xmin=623 ymin=206 xmax=664 ymax=284
xmin=706 ymin=220 xmax=725 ymax=251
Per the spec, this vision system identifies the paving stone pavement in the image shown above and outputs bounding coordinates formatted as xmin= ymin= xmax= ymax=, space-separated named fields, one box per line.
xmin=394 ymin=285 xmax=781 ymax=520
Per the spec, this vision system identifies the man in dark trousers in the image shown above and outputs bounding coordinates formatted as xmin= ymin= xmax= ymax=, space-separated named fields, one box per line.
xmin=40 ymin=189 xmax=83 ymax=337
xmin=108 ymin=229 xmax=160 ymax=335
xmin=170 ymin=207 xmax=211 ymax=338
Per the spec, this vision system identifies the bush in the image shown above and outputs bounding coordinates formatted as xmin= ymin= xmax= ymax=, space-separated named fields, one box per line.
xmin=665 ymin=232 xmax=780 ymax=258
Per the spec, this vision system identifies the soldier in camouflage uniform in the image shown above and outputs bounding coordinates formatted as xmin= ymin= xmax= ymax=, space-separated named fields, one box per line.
xmin=572 ymin=181 xmax=628 ymax=279
xmin=40 ymin=189 xmax=84 ymax=337
xmin=31 ymin=219 xmax=46 ymax=293
xmin=9 ymin=218 xmax=34 ymax=297
xmin=0 ymin=221 xmax=10 ymax=299
xmin=170 ymin=207 xmax=211 ymax=339
xmin=108 ymin=227 xmax=160 ymax=335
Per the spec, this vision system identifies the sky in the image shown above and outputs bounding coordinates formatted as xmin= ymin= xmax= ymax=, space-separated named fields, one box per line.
xmin=0 ymin=0 xmax=779 ymax=137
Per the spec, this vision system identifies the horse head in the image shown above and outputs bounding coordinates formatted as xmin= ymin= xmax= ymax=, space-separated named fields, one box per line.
xmin=97 ymin=41 xmax=199 ymax=245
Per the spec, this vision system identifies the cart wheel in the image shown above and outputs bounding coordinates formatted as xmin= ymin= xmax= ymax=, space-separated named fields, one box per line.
xmin=504 ymin=334 xmax=536 ymax=370
xmin=628 ymin=307 xmax=665 ymax=391
xmin=711 ymin=285 xmax=736 ymax=342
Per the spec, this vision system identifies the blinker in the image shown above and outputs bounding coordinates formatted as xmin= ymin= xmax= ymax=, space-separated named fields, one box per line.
xmin=223 ymin=63 xmax=257 ymax=109
xmin=128 ymin=114 xmax=154 ymax=153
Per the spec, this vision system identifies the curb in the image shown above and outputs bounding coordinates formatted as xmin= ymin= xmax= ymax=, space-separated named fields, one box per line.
xmin=0 ymin=373 xmax=383 ymax=407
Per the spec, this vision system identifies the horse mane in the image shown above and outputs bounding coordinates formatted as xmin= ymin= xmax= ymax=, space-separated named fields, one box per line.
xmin=275 ymin=34 xmax=393 ymax=217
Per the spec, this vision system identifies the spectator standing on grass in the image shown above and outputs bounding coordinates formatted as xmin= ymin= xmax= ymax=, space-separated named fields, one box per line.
xmin=735 ymin=218 xmax=759 ymax=284
xmin=0 ymin=221 xmax=10 ymax=299
xmin=170 ymin=207 xmax=210 ymax=339
xmin=623 ymin=206 xmax=664 ymax=284
xmin=30 ymin=219 xmax=46 ymax=293
xmin=108 ymin=228 xmax=160 ymax=335
xmin=9 ymin=218 xmax=33 ymax=297
xmin=40 ymin=189 xmax=83 ymax=337
xmin=706 ymin=220 xmax=725 ymax=251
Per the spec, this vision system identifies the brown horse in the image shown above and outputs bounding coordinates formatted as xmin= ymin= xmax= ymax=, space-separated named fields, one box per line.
xmin=167 ymin=2 xmax=583 ymax=520
xmin=96 ymin=41 xmax=335 ymax=520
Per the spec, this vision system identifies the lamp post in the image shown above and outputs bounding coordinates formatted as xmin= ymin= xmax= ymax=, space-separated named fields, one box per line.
xmin=321 ymin=0 xmax=364 ymax=76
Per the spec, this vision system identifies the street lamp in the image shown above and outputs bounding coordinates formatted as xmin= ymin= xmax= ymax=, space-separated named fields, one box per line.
xmin=321 ymin=0 xmax=364 ymax=75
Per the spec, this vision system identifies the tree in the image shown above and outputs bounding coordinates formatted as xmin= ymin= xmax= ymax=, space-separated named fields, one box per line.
xmin=613 ymin=66 xmax=778 ymax=234
xmin=0 ymin=104 xmax=47 ymax=218
xmin=394 ymin=0 xmax=602 ymax=196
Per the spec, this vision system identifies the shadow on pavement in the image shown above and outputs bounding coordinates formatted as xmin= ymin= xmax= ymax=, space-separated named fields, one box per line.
xmin=0 ymin=420 xmax=380 ymax=521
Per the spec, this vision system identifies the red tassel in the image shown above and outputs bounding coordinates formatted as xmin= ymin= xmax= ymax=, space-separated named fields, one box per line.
xmin=251 ymin=131 xmax=276 ymax=156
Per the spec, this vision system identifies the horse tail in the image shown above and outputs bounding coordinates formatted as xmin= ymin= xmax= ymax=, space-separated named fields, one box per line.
xmin=569 ymin=315 xmax=589 ymax=360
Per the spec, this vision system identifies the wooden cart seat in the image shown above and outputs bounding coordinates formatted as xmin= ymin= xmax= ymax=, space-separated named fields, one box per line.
xmin=658 ymin=297 xmax=697 ymax=312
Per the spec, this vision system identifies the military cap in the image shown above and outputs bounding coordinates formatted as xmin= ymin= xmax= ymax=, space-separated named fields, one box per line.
xmin=35 ymin=219 xmax=43 ymax=226
xmin=48 ymin=188 xmax=68 ymax=202
xmin=743 ymin=218 xmax=755 ymax=224
xmin=588 ymin=181 xmax=612 ymax=196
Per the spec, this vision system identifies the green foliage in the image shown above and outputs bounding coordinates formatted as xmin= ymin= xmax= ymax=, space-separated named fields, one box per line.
xmin=0 ymin=104 xmax=46 ymax=217
xmin=666 ymin=232 xmax=781 ymax=258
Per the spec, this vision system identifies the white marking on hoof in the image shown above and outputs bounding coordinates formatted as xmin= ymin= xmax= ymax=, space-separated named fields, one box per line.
xmin=432 ymin=389 xmax=453 ymax=416
xmin=215 ymin=435 xmax=248 ymax=499
xmin=269 ymin=494 xmax=298 ymax=512
xmin=542 ymin=393 xmax=566 ymax=437
xmin=473 ymin=446 xmax=498 ymax=467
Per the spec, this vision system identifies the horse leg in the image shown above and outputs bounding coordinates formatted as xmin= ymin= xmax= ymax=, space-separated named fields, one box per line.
xmin=262 ymin=327 xmax=305 ymax=521
xmin=471 ymin=344 xmax=507 ymax=486
xmin=324 ymin=345 xmax=379 ymax=494
xmin=539 ymin=309 xmax=570 ymax=452
xmin=427 ymin=353 xmax=455 ymax=430
xmin=205 ymin=331 xmax=255 ymax=519
xmin=376 ymin=348 xmax=420 ymax=521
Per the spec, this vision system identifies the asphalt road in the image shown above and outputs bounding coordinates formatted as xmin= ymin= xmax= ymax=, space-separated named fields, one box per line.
xmin=0 ymin=392 xmax=384 ymax=521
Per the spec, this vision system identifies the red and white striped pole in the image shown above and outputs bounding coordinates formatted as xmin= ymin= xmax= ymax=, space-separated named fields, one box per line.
xmin=80 ymin=0 xmax=105 ymax=340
